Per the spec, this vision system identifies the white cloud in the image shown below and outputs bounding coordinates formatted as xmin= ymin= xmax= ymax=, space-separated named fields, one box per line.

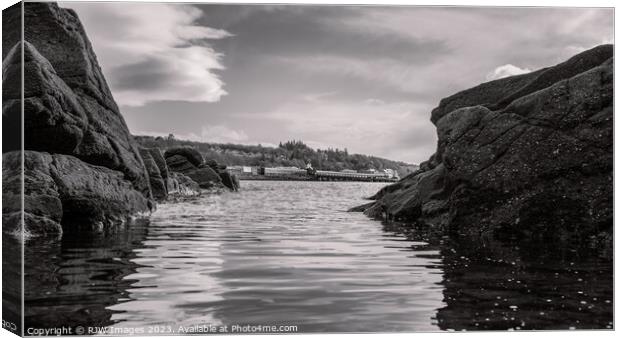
xmin=276 ymin=54 xmax=448 ymax=96
xmin=309 ymin=7 xmax=612 ymax=95
xmin=197 ymin=125 xmax=249 ymax=143
xmin=262 ymin=94 xmax=436 ymax=163
xmin=486 ymin=64 xmax=532 ymax=81
xmin=62 ymin=2 xmax=232 ymax=106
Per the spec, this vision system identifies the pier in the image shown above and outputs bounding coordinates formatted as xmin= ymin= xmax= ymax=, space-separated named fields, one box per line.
xmin=226 ymin=166 xmax=399 ymax=182
xmin=313 ymin=170 xmax=397 ymax=182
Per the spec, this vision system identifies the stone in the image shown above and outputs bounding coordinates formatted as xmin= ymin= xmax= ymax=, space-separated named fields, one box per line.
xmin=2 ymin=2 xmax=152 ymax=199
xmin=164 ymin=149 xmax=224 ymax=189
xmin=430 ymin=44 xmax=613 ymax=124
xmin=219 ymin=171 xmax=240 ymax=191
xmin=164 ymin=147 xmax=204 ymax=167
xmin=185 ymin=167 xmax=223 ymax=189
xmin=138 ymin=148 xmax=167 ymax=200
xmin=2 ymin=151 xmax=152 ymax=236
xmin=147 ymin=148 xmax=169 ymax=180
xmin=2 ymin=2 xmax=162 ymax=237
xmin=167 ymin=172 xmax=201 ymax=197
xmin=353 ymin=45 xmax=613 ymax=248
xmin=205 ymin=158 xmax=226 ymax=171
xmin=165 ymin=154 xmax=198 ymax=173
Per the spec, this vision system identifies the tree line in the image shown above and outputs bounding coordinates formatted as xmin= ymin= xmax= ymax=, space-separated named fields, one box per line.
xmin=134 ymin=134 xmax=419 ymax=177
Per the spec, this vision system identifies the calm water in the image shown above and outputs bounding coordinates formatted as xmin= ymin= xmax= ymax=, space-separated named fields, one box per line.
xmin=21 ymin=181 xmax=613 ymax=333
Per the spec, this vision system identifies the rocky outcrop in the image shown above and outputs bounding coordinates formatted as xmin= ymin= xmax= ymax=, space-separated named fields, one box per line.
xmin=204 ymin=159 xmax=240 ymax=191
xmin=2 ymin=3 xmax=237 ymax=238
xmin=2 ymin=2 xmax=151 ymax=197
xmin=147 ymin=148 xmax=169 ymax=182
xmin=353 ymin=45 xmax=613 ymax=247
xmin=2 ymin=2 xmax=154 ymax=237
xmin=219 ymin=171 xmax=240 ymax=192
xmin=167 ymin=172 xmax=201 ymax=197
xmin=140 ymin=147 xmax=203 ymax=199
xmin=165 ymin=154 xmax=203 ymax=174
xmin=3 ymin=151 xmax=151 ymax=236
xmin=138 ymin=148 xmax=167 ymax=201
xmin=164 ymin=147 xmax=204 ymax=168
xmin=164 ymin=147 xmax=225 ymax=189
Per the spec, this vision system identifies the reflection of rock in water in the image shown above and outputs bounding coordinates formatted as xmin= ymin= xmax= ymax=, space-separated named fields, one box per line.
xmin=437 ymin=239 xmax=613 ymax=331
xmin=3 ymin=236 xmax=22 ymax=334
xmin=23 ymin=220 xmax=149 ymax=329
xmin=382 ymin=222 xmax=613 ymax=331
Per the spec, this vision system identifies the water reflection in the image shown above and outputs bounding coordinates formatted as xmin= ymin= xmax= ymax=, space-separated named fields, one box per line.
xmin=19 ymin=181 xmax=613 ymax=333
xmin=3 ymin=235 xmax=22 ymax=334
xmin=23 ymin=220 xmax=149 ymax=330
xmin=382 ymin=222 xmax=613 ymax=330
xmin=107 ymin=181 xmax=445 ymax=332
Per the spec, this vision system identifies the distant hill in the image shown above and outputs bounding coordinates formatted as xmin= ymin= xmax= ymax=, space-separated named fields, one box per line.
xmin=134 ymin=135 xmax=419 ymax=178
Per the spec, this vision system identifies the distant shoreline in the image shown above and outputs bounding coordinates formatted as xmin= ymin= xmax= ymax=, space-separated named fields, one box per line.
xmin=238 ymin=177 xmax=393 ymax=183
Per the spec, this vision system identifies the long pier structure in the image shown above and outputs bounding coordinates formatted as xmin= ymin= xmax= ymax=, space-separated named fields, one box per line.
xmin=313 ymin=170 xmax=396 ymax=182
xmin=226 ymin=166 xmax=399 ymax=182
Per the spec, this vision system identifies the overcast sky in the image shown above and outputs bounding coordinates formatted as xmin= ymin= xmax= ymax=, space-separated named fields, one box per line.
xmin=61 ymin=2 xmax=613 ymax=164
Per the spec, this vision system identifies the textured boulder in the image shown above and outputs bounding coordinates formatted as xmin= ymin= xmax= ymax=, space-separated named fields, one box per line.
xmin=2 ymin=2 xmax=157 ymax=237
xmin=205 ymin=158 xmax=227 ymax=171
xmin=164 ymin=147 xmax=204 ymax=167
xmin=219 ymin=171 xmax=240 ymax=192
xmin=165 ymin=154 xmax=199 ymax=173
xmin=4 ymin=41 xmax=88 ymax=154
xmin=204 ymin=158 xmax=239 ymax=191
xmin=430 ymin=44 xmax=614 ymax=124
xmin=3 ymin=151 xmax=151 ymax=236
xmin=185 ymin=166 xmax=222 ymax=189
xmin=161 ymin=147 xmax=239 ymax=191
xmin=3 ymin=153 xmax=63 ymax=237
xmin=2 ymin=2 xmax=151 ymax=198
xmin=167 ymin=172 xmax=201 ymax=197
xmin=354 ymin=45 xmax=613 ymax=247
xmin=138 ymin=148 xmax=166 ymax=200
xmin=138 ymin=147 xmax=202 ymax=198
xmin=164 ymin=147 xmax=224 ymax=189
xmin=147 ymin=148 xmax=169 ymax=180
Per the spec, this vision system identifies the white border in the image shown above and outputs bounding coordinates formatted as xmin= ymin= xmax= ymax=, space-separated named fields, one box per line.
xmin=0 ymin=1 xmax=617 ymax=338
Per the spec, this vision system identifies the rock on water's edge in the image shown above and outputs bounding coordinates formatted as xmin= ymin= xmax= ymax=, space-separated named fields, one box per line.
xmin=352 ymin=44 xmax=613 ymax=252
xmin=138 ymin=147 xmax=167 ymax=201
xmin=164 ymin=146 xmax=240 ymax=191
xmin=3 ymin=2 xmax=152 ymax=198
xmin=2 ymin=2 xmax=156 ymax=238
xmin=2 ymin=151 xmax=152 ymax=237
xmin=1 ymin=2 xmax=238 ymax=239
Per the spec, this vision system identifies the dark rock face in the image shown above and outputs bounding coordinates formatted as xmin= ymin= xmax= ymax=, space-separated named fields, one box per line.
xmin=164 ymin=147 xmax=204 ymax=167
xmin=205 ymin=158 xmax=226 ymax=171
xmin=5 ymin=41 xmax=88 ymax=155
xmin=167 ymin=172 xmax=201 ymax=197
xmin=186 ymin=166 xmax=223 ymax=189
xmin=138 ymin=148 xmax=166 ymax=201
xmin=165 ymin=154 xmax=199 ymax=173
xmin=2 ymin=2 xmax=151 ymax=198
xmin=147 ymin=148 xmax=169 ymax=180
xmin=2 ymin=2 xmax=155 ymax=237
xmin=354 ymin=45 xmax=613 ymax=247
xmin=205 ymin=157 xmax=239 ymax=191
xmin=3 ymin=151 xmax=151 ymax=236
xmin=164 ymin=147 xmax=224 ymax=189
xmin=430 ymin=44 xmax=614 ymax=124
xmin=219 ymin=171 xmax=240 ymax=192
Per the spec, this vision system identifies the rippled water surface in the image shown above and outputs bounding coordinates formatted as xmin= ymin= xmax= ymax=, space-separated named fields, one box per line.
xmin=22 ymin=181 xmax=613 ymax=333
xmin=109 ymin=181 xmax=444 ymax=332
